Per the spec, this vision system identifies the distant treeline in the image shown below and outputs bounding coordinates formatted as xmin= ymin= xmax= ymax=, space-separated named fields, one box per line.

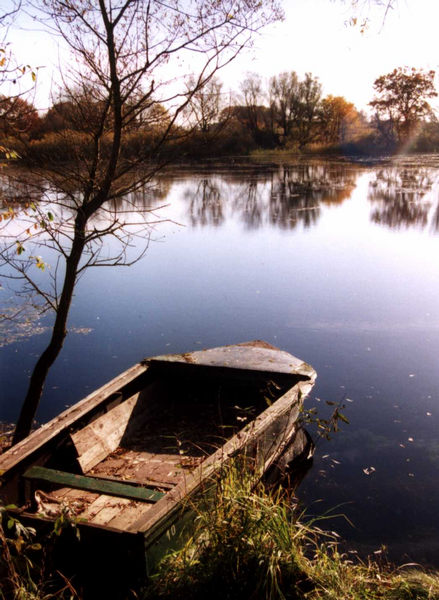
xmin=2 ymin=69 xmax=439 ymax=163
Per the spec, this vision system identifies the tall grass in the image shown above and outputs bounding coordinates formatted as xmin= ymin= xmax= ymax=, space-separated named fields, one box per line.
xmin=145 ymin=462 xmax=439 ymax=600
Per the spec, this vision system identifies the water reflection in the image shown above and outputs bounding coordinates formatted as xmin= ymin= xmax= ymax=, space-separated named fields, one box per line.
xmin=368 ymin=166 xmax=438 ymax=231
xmin=3 ymin=157 xmax=439 ymax=564
xmin=184 ymin=179 xmax=224 ymax=227
xmin=0 ymin=169 xmax=171 ymax=350
xmin=181 ymin=163 xmax=359 ymax=230
xmin=6 ymin=160 xmax=438 ymax=236
xmin=269 ymin=165 xmax=356 ymax=229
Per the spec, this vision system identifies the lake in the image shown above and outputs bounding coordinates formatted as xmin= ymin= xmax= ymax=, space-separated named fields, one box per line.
xmin=1 ymin=155 xmax=439 ymax=565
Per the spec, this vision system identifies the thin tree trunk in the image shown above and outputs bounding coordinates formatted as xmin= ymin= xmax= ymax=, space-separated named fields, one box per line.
xmin=13 ymin=5 xmax=123 ymax=446
xmin=12 ymin=226 xmax=86 ymax=445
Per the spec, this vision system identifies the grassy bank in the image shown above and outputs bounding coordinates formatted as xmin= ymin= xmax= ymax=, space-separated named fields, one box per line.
xmin=2 ymin=456 xmax=439 ymax=599
xmin=146 ymin=463 xmax=439 ymax=600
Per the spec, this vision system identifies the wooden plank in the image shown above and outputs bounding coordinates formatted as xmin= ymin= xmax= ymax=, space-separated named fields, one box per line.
xmin=0 ymin=362 xmax=149 ymax=475
xmin=51 ymin=487 xmax=99 ymax=503
xmin=130 ymin=378 xmax=314 ymax=535
xmin=24 ymin=466 xmax=165 ymax=503
xmin=81 ymin=496 xmax=133 ymax=526
xmin=148 ymin=343 xmax=316 ymax=380
xmin=85 ymin=473 xmax=174 ymax=491
xmin=106 ymin=502 xmax=153 ymax=531
xmin=71 ymin=394 xmax=139 ymax=472
xmin=77 ymin=494 xmax=115 ymax=523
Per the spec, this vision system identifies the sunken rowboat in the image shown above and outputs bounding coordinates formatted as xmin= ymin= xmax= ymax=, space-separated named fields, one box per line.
xmin=0 ymin=342 xmax=316 ymax=593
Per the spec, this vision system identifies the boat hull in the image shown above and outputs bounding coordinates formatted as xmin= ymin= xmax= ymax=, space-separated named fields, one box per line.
xmin=0 ymin=342 xmax=316 ymax=594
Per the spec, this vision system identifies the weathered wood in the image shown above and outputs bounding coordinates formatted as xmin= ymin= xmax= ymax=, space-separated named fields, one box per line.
xmin=0 ymin=362 xmax=149 ymax=476
xmin=0 ymin=341 xmax=317 ymax=582
xmin=80 ymin=472 xmax=174 ymax=491
xmin=88 ymin=446 xmax=185 ymax=484
xmin=78 ymin=494 xmax=133 ymax=526
xmin=147 ymin=342 xmax=315 ymax=380
xmin=24 ymin=466 xmax=165 ymax=503
xmin=130 ymin=378 xmax=313 ymax=536
xmin=106 ymin=501 xmax=154 ymax=531
xmin=71 ymin=394 xmax=140 ymax=472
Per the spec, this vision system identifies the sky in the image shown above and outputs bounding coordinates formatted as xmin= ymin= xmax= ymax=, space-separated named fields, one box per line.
xmin=6 ymin=0 xmax=439 ymax=114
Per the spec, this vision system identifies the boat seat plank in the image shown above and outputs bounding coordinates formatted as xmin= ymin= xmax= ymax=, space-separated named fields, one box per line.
xmin=78 ymin=494 xmax=132 ymax=526
xmin=70 ymin=394 xmax=140 ymax=472
xmin=106 ymin=502 xmax=154 ymax=530
xmin=23 ymin=466 xmax=165 ymax=503
xmin=0 ymin=362 xmax=149 ymax=475
xmin=51 ymin=487 xmax=99 ymax=503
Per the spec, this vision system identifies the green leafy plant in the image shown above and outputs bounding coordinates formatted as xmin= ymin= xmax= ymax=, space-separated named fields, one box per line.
xmin=0 ymin=504 xmax=79 ymax=599
xmin=300 ymin=399 xmax=350 ymax=442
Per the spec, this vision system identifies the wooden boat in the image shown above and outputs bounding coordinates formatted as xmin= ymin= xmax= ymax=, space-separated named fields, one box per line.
xmin=0 ymin=341 xmax=316 ymax=593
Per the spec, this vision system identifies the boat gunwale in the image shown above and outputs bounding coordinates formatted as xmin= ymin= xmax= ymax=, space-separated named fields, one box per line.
xmin=134 ymin=378 xmax=314 ymax=539
xmin=0 ymin=343 xmax=315 ymax=479
xmin=0 ymin=343 xmax=316 ymax=536
xmin=0 ymin=362 xmax=150 ymax=477
xmin=7 ymin=378 xmax=314 ymax=541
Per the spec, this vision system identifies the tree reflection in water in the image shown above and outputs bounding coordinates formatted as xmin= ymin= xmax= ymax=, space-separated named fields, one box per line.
xmin=184 ymin=179 xmax=224 ymax=227
xmin=269 ymin=164 xmax=356 ymax=229
xmin=368 ymin=165 xmax=438 ymax=231
xmin=0 ymin=170 xmax=170 ymax=347
xmin=182 ymin=163 xmax=358 ymax=230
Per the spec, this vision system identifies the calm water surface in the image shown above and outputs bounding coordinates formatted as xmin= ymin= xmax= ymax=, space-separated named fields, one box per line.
xmin=1 ymin=156 xmax=439 ymax=565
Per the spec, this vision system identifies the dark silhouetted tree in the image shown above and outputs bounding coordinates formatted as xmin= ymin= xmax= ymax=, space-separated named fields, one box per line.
xmin=369 ymin=67 xmax=437 ymax=146
xmin=4 ymin=0 xmax=283 ymax=444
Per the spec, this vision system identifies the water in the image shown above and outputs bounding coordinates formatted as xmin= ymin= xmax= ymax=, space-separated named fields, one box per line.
xmin=1 ymin=156 xmax=439 ymax=565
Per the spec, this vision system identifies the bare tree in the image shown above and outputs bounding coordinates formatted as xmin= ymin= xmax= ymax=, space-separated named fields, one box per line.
xmin=238 ymin=72 xmax=270 ymax=142
xmin=185 ymin=74 xmax=224 ymax=133
xmin=269 ymin=71 xmax=300 ymax=139
xmin=268 ymin=71 xmax=321 ymax=148
xmin=2 ymin=0 xmax=283 ymax=444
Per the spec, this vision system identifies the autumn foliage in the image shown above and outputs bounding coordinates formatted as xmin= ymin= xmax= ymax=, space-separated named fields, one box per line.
xmin=1 ymin=66 xmax=439 ymax=161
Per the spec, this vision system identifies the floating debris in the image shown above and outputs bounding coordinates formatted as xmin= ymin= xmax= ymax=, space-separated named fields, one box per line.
xmin=363 ymin=466 xmax=376 ymax=475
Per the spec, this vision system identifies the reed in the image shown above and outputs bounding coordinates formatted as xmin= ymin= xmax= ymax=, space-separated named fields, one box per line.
xmin=145 ymin=462 xmax=439 ymax=600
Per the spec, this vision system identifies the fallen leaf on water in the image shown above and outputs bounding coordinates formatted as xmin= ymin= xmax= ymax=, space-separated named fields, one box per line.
xmin=363 ymin=466 xmax=376 ymax=475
